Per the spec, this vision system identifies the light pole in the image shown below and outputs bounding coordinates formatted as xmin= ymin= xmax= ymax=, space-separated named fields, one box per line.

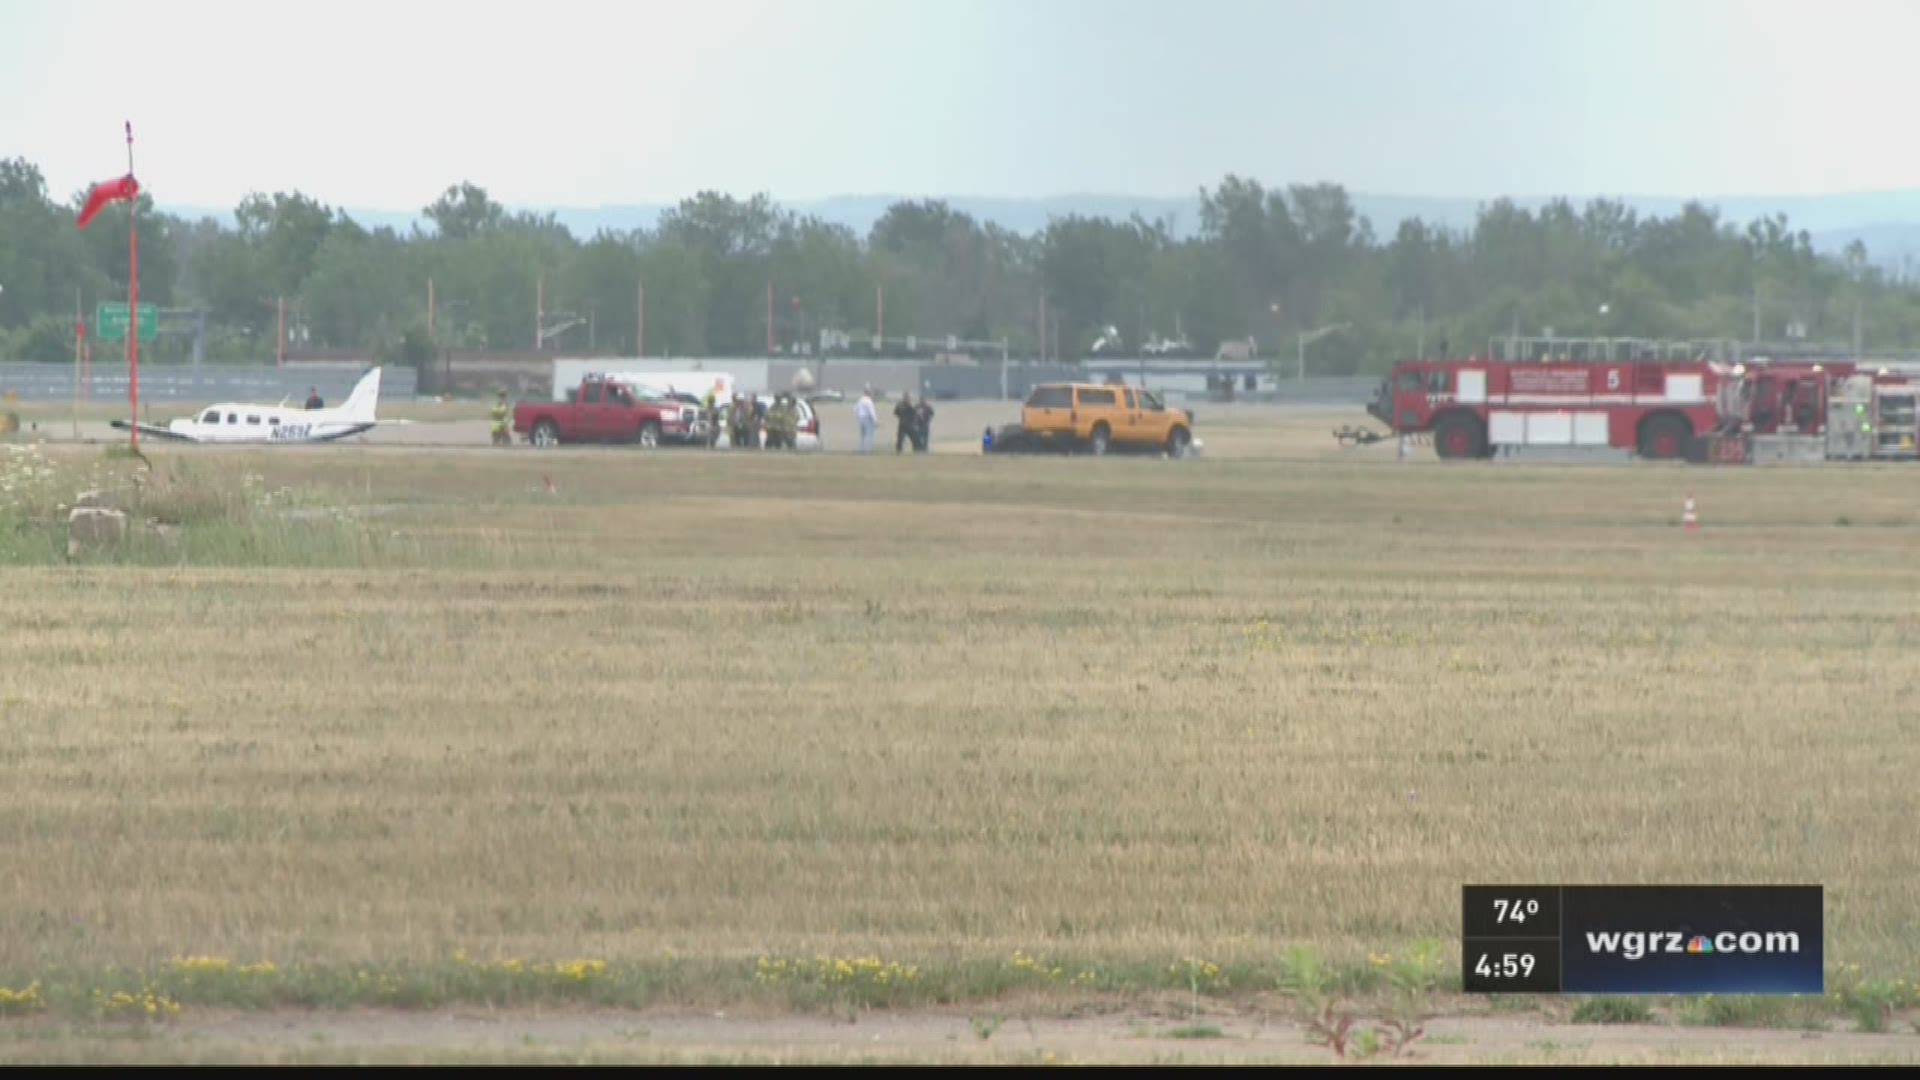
xmin=1297 ymin=322 xmax=1350 ymax=382
xmin=1268 ymin=302 xmax=1281 ymax=392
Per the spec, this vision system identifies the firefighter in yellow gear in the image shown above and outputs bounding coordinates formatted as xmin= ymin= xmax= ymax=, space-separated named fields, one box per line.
xmin=491 ymin=391 xmax=511 ymax=446
xmin=766 ymin=394 xmax=795 ymax=449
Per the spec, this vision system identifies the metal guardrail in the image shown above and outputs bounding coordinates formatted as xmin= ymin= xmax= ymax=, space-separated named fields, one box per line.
xmin=0 ymin=362 xmax=416 ymax=403
xmin=1488 ymin=337 xmax=1741 ymax=363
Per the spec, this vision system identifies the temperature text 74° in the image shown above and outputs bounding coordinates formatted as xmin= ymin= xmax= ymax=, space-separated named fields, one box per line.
xmin=1493 ymin=898 xmax=1541 ymax=924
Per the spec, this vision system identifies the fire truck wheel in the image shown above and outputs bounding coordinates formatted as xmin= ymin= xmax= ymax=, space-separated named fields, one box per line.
xmin=1638 ymin=414 xmax=1691 ymax=460
xmin=1432 ymin=414 xmax=1485 ymax=460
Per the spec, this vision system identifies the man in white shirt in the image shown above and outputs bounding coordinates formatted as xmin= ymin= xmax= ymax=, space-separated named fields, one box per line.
xmin=855 ymin=386 xmax=878 ymax=452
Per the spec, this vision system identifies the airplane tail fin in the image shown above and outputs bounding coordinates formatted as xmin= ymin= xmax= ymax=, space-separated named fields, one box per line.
xmin=342 ymin=367 xmax=382 ymax=422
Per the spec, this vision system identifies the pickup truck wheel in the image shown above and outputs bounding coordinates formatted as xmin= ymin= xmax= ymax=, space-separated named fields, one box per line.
xmin=1089 ymin=423 xmax=1111 ymax=456
xmin=531 ymin=420 xmax=560 ymax=448
xmin=1167 ymin=426 xmax=1191 ymax=459
xmin=638 ymin=421 xmax=660 ymax=449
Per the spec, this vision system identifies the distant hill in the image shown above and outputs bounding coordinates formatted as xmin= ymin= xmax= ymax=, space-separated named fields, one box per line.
xmin=161 ymin=190 xmax=1920 ymax=271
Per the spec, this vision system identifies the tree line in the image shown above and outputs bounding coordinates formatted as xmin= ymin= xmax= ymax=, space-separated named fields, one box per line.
xmin=3 ymin=155 xmax=1917 ymax=375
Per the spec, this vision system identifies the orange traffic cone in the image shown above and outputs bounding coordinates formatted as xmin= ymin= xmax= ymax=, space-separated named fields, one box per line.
xmin=1682 ymin=493 xmax=1698 ymax=533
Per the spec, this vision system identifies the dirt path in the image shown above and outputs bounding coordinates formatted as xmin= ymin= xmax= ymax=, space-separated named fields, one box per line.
xmin=14 ymin=1007 xmax=1913 ymax=1064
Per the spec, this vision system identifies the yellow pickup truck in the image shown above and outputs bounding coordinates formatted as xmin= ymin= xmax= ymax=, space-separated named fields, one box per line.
xmin=993 ymin=382 xmax=1195 ymax=457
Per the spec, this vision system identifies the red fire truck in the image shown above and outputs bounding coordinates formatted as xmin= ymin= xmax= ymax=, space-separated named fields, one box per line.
xmin=1358 ymin=338 xmax=1920 ymax=462
xmin=1364 ymin=348 xmax=1722 ymax=459
xmin=1717 ymin=361 xmax=1919 ymax=462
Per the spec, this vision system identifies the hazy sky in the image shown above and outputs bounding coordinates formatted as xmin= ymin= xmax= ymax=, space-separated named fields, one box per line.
xmin=4 ymin=0 xmax=1918 ymax=210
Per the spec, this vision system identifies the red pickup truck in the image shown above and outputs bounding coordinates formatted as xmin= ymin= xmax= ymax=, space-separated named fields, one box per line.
xmin=513 ymin=375 xmax=699 ymax=448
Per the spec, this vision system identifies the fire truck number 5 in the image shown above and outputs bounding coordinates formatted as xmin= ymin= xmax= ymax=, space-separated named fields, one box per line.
xmin=1606 ymin=369 xmax=1621 ymax=391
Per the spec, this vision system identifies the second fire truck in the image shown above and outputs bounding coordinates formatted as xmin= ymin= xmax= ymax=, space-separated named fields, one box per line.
xmin=1362 ymin=338 xmax=1920 ymax=462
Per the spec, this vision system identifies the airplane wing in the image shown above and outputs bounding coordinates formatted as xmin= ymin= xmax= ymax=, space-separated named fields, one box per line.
xmin=108 ymin=420 xmax=198 ymax=442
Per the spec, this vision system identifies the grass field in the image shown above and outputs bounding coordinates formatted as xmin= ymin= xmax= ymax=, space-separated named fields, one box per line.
xmin=1 ymin=408 xmax=1917 ymax=1060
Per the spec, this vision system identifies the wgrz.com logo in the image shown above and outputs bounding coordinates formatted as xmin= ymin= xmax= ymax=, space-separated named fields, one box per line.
xmin=1584 ymin=930 xmax=1802 ymax=962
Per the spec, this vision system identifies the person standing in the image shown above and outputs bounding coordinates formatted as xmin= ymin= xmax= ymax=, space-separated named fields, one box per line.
xmin=730 ymin=394 xmax=755 ymax=449
xmin=305 ymin=387 xmax=325 ymax=410
xmin=770 ymin=394 xmax=797 ymax=450
xmin=893 ymin=392 xmax=916 ymax=453
xmin=855 ymin=386 xmax=877 ymax=452
xmin=490 ymin=390 xmax=511 ymax=446
xmin=914 ymin=396 xmax=935 ymax=453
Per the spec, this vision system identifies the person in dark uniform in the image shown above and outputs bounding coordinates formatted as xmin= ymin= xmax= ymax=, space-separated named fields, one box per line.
xmin=913 ymin=396 xmax=934 ymax=453
xmin=894 ymin=393 xmax=917 ymax=453
xmin=730 ymin=394 xmax=757 ymax=449
xmin=305 ymin=387 xmax=324 ymax=409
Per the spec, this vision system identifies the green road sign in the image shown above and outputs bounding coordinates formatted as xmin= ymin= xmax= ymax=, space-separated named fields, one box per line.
xmin=95 ymin=301 xmax=158 ymax=343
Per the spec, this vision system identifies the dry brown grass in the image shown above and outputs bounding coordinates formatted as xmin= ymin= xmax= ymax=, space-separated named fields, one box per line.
xmin=0 ymin=419 xmax=1916 ymax=997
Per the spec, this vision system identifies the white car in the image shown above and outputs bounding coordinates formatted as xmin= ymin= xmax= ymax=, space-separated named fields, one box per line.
xmin=715 ymin=396 xmax=821 ymax=450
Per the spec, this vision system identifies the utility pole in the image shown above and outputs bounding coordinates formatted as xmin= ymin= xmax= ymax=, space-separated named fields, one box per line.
xmin=876 ymin=283 xmax=884 ymax=341
xmin=637 ymin=282 xmax=645 ymax=357
xmin=277 ymin=296 xmax=287 ymax=367
xmin=1854 ymin=297 xmax=1863 ymax=358
xmin=1038 ymin=295 xmax=1047 ymax=362
xmin=427 ymin=276 xmax=436 ymax=340
xmin=1751 ymin=281 xmax=1760 ymax=344
xmin=536 ymin=274 xmax=545 ymax=352
xmin=1416 ymin=304 xmax=1426 ymax=359
xmin=765 ymin=281 xmax=773 ymax=354
xmin=588 ymin=305 xmax=596 ymax=353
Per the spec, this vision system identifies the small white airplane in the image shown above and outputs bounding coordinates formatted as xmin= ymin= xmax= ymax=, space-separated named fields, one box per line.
xmin=112 ymin=367 xmax=399 ymax=444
